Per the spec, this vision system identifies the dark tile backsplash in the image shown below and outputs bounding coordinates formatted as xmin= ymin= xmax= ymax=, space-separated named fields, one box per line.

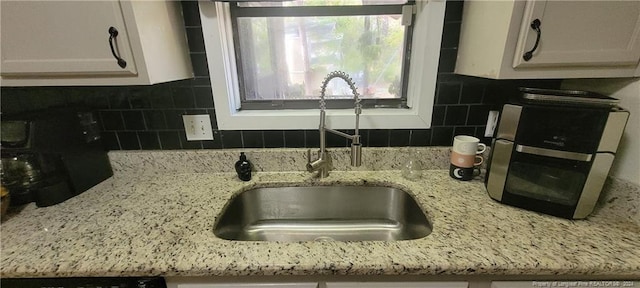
xmin=0 ymin=1 xmax=561 ymax=150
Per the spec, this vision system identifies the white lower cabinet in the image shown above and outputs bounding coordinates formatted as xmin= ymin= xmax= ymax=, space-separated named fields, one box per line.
xmin=167 ymin=281 xmax=469 ymax=288
xmin=327 ymin=282 xmax=469 ymax=288
xmin=167 ymin=279 xmax=640 ymax=288
xmin=168 ymin=283 xmax=318 ymax=288
xmin=491 ymin=281 xmax=640 ymax=288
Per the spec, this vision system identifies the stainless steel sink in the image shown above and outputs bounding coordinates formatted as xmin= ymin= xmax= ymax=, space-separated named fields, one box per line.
xmin=213 ymin=186 xmax=432 ymax=242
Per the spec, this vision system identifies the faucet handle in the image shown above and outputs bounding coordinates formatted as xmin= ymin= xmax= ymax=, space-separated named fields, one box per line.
xmin=351 ymin=143 xmax=362 ymax=167
xmin=307 ymin=149 xmax=312 ymax=163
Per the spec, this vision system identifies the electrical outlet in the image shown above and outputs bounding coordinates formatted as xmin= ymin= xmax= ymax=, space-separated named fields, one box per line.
xmin=484 ymin=110 xmax=500 ymax=137
xmin=183 ymin=115 xmax=214 ymax=141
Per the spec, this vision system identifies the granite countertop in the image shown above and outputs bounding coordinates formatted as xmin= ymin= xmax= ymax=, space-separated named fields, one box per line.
xmin=1 ymin=149 xmax=639 ymax=279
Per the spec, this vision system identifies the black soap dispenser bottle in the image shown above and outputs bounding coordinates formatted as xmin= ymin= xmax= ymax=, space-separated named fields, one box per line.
xmin=235 ymin=152 xmax=252 ymax=181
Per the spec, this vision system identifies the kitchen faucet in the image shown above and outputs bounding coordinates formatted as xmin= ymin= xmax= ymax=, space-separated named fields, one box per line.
xmin=307 ymin=71 xmax=362 ymax=178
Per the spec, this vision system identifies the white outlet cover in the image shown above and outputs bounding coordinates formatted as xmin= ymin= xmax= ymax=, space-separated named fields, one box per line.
xmin=183 ymin=114 xmax=214 ymax=141
xmin=484 ymin=110 xmax=500 ymax=137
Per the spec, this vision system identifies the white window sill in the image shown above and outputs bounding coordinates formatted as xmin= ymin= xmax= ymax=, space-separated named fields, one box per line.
xmin=216 ymin=107 xmax=432 ymax=130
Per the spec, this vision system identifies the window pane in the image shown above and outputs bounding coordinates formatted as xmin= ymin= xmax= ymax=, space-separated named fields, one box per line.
xmin=236 ymin=15 xmax=406 ymax=101
xmin=239 ymin=0 xmax=407 ymax=8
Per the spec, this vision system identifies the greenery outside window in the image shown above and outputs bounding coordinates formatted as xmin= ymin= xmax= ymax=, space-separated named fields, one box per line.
xmin=230 ymin=0 xmax=414 ymax=110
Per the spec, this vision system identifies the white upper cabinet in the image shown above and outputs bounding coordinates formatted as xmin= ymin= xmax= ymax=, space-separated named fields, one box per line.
xmin=0 ymin=0 xmax=193 ymax=86
xmin=512 ymin=1 xmax=640 ymax=69
xmin=455 ymin=0 xmax=640 ymax=79
xmin=1 ymin=1 xmax=137 ymax=77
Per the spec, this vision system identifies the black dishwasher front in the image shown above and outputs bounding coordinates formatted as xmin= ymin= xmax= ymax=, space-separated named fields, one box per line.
xmin=0 ymin=277 xmax=166 ymax=288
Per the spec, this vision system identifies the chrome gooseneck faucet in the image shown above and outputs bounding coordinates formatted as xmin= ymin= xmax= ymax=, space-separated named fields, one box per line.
xmin=307 ymin=71 xmax=362 ymax=178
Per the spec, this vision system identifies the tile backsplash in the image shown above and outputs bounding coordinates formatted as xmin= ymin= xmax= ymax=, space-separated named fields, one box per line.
xmin=0 ymin=0 xmax=560 ymax=150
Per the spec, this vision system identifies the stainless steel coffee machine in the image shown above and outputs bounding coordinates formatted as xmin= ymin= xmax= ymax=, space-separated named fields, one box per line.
xmin=1 ymin=108 xmax=113 ymax=207
xmin=485 ymin=88 xmax=629 ymax=219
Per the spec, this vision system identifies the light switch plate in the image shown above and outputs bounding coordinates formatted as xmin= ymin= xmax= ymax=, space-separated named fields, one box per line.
xmin=183 ymin=114 xmax=214 ymax=141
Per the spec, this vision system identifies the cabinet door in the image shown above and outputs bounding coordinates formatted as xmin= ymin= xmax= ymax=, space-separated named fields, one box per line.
xmin=512 ymin=1 xmax=640 ymax=68
xmin=492 ymin=281 xmax=640 ymax=288
xmin=327 ymin=282 xmax=469 ymax=288
xmin=170 ymin=283 xmax=318 ymax=288
xmin=0 ymin=1 xmax=137 ymax=76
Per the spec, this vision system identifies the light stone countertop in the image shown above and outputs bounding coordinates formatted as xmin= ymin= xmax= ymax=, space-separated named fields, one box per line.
xmin=1 ymin=164 xmax=639 ymax=278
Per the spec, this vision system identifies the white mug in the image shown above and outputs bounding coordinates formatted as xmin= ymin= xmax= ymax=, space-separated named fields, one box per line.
xmin=452 ymin=135 xmax=486 ymax=156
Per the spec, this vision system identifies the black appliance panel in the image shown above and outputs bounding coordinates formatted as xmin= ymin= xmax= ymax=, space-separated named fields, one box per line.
xmin=501 ymin=190 xmax=575 ymax=219
xmin=1 ymin=277 xmax=166 ymax=288
xmin=502 ymin=150 xmax=592 ymax=209
xmin=515 ymin=106 xmax=609 ymax=153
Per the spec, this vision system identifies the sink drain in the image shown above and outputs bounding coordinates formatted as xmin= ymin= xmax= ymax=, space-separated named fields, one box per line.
xmin=313 ymin=236 xmax=335 ymax=242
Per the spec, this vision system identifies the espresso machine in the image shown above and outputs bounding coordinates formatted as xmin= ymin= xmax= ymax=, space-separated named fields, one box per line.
xmin=1 ymin=108 xmax=113 ymax=207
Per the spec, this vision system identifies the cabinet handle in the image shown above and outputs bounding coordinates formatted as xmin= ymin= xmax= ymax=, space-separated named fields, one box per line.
xmin=108 ymin=27 xmax=127 ymax=69
xmin=522 ymin=19 xmax=541 ymax=61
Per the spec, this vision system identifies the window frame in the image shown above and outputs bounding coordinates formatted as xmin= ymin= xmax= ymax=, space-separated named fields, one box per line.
xmin=230 ymin=2 xmax=413 ymax=110
xmin=199 ymin=0 xmax=446 ymax=130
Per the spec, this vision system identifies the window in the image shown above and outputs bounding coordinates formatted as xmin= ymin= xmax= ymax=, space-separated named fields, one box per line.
xmin=231 ymin=0 xmax=412 ymax=110
xmin=200 ymin=0 xmax=446 ymax=130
